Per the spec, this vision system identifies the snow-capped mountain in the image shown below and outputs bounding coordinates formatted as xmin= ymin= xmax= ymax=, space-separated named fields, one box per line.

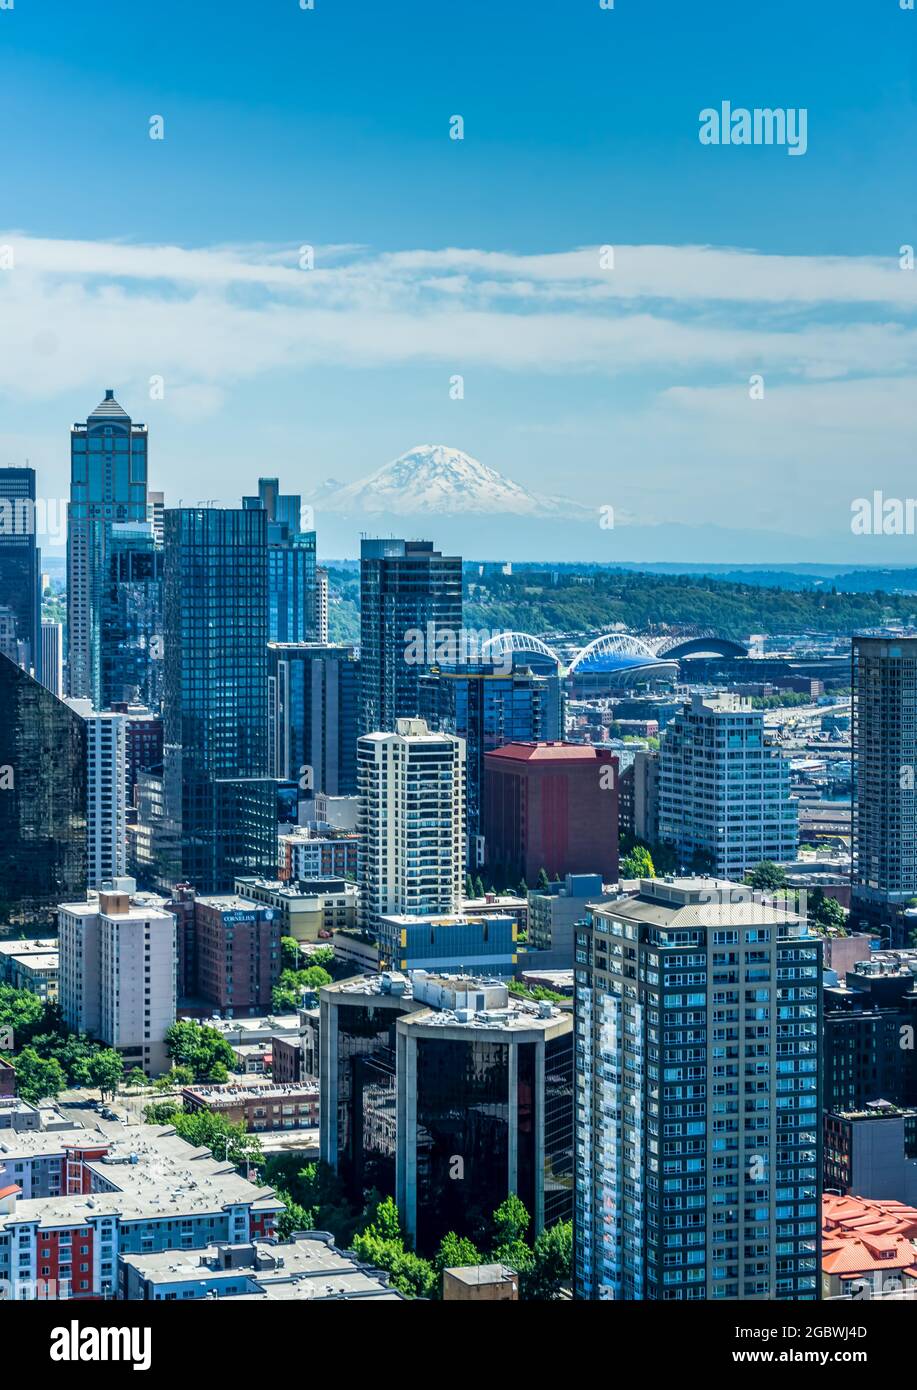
xmin=310 ymin=445 xmax=590 ymax=519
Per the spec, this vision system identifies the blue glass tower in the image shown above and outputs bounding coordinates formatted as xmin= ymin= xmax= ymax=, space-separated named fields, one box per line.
xmin=243 ymin=477 xmax=318 ymax=643
xmin=67 ymin=391 xmax=148 ymax=704
xmin=419 ymin=662 xmax=559 ymax=858
xmin=0 ymin=466 xmax=41 ymax=680
xmin=157 ymin=507 xmax=276 ymax=893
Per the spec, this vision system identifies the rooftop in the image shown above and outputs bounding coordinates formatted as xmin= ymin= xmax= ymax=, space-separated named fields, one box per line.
xmin=591 ymin=877 xmax=811 ymax=933
xmin=0 ymin=1124 xmax=281 ymax=1232
xmin=485 ymin=741 xmax=614 ymax=764
xmin=120 ymin=1232 xmax=403 ymax=1300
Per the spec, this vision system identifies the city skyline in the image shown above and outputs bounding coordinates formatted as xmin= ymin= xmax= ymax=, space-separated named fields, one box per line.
xmin=1 ymin=1 xmax=915 ymax=559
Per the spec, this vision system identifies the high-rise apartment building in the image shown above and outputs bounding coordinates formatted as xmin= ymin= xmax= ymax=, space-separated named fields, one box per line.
xmin=0 ymin=653 xmax=86 ymax=927
xmin=574 ymin=878 xmax=822 ymax=1301
xmin=357 ymin=719 xmax=464 ymax=933
xmin=420 ymin=662 xmax=559 ymax=862
xmin=359 ymin=538 xmax=462 ymax=736
xmin=319 ymin=970 xmax=574 ymax=1254
xmin=482 ymin=742 xmax=619 ymax=884
xmin=243 ymin=477 xmax=318 ymax=644
xmin=59 ymin=879 xmax=176 ymax=1075
xmin=851 ymin=636 xmax=917 ymax=938
xmin=658 ymin=694 xmax=797 ymax=877
xmin=315 ymin=566 xmax=329 ymax=644
xmin=0 ymin=466 xmax=41 ymax=680
xmin=67 ymin=391 xmax=148 ymax=703
xmin=156 ymin=508 xmax=276 ymax=893
xmin=65 ymin=699 xmax=128 ymax=889
xmin=39 ymin=621 xmax=63 ymax=698
xmin=268 ymin=642 xmax=359 ymax=801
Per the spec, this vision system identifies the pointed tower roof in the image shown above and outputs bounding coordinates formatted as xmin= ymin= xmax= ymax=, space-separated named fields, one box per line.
xmin=87 ymin=389 xmax=130 ymax=421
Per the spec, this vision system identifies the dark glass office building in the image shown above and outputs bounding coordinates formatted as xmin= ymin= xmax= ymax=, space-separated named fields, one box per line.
xmin=99 ymin=522 xmax=163 ymax=711
xmin=0 ymin=466 xmax=41 ymax=680
xmin=0 ymin=653 xmax=86 ymax=927
xmin=851 ymin=636 xmax=917 ymax=941
xmin=359 ymin=538 xmax=462 ymax=735
xmin=823 ymin=958 xmax=917 ymax=1113
xmin=243 ymin=477 xmax=318 ymax=644
xmin=419 ymin=662 xmax=559 ymax=857
xmin=320 ymin=973 xmax=573 ymax=1255
xmin=268 ymin=642 xmax=359 ymax=800
xmin=158 ymin=508 xmax=276 ymax=893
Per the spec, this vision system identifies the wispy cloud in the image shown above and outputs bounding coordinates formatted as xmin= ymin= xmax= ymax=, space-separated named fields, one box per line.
xmin=0 ymin=235 xmax=915 ymax=411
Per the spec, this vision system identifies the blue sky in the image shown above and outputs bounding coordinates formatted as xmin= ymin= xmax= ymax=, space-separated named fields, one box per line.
xmin=1 ymin=0 xmax=916 ymax=559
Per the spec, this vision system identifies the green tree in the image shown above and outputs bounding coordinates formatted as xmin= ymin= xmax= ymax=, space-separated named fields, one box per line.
xmin=170 ymin=1110 xmax=263 ymax=1169
xmin=464 ymin=873 xmax=475 ymax=899
xmin=275 ymin=1195 xmax=315 ymax=1241
xmin=521 ymin=1220 xmax=572 ymax=1300
xmin=474 ymin=876 xmax=486 ymax=898
xmin=309 ymin=946 xmax=335 ymax=969
xmin=125 ymin=1067 xmax=147 ymax=1091
xmin=143 ymin=1100 xmax=180 ymax=1125
xmin=746 ymin=861 xmax=787 ymax=892
xmin=280 ymin=936 xmax=302 ymax=971
xmin=165 ymin=1019 xmax=236 ymax=1081
xmin=536 ymin=868 xmax=550 ymax=889
xmin=88 ymin=1048 xmax=125 ymax=1100
xmin=620 ymin=845 xmax=655 ymax=879
xmin=0 ymin=983 xmax=44 ymax=1040
xmin=351 ymin=1198 xmax=436 ymax=1299
xmin=14 ymin=1047 xmax=66 ymax=1103
xmin=814 ymin=896 xmax=847 ymax=931
xmin=434 ymin=1231 xmax=481 ymax=1275
xmin=517 ymin=878 xmax=529 ymax=897
xmin=491 ymin=1193 xmax=530 ymax=1247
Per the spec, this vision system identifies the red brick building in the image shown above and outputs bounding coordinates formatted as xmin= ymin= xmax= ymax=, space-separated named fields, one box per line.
xmin=482 ymin=742 xmax=619 ymax=883
xmin=194 ymin=895 xmax=281 ymax=1015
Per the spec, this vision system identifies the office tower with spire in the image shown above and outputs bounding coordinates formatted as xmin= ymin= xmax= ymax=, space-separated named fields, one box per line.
xmin=67 ymin=391 xmax=149 ymax=703
xmin=359 ymin=538 xmax=462 ymax=736
xmin=157 ymin=507 xmax=276 ymax=893
xmin=0 ymin=466 xmax=41 ymax=680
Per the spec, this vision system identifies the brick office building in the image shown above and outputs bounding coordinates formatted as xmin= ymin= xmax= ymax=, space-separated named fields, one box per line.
xmin=194 ymin=895 xmax=281 ymax=1016
xmin=482 ymin=742 xmax=619 ymax=883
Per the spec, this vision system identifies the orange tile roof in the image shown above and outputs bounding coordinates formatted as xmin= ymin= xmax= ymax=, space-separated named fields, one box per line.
xmin=822 ymin=1194 xmax=917 ymax=1279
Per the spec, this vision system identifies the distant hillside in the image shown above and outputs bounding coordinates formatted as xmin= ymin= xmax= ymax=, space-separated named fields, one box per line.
xmin=462 ymin=570 xmax=917 ymax=640
xmin=325 ymin=566 xmax=917 ymax=648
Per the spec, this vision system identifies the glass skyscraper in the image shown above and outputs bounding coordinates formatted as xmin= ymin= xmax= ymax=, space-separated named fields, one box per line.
xmin=99 ymin=521 xmax=163 ymax=711
xmin=851 ymin=635 xmax=917 ymax=939
xmin=67 ymin=391 xmax=149 ymax=704
xmin=267 ymin=642 xmax=359 ymax=800
xmin=419 ymin=661 xmax=559 ymax=859
xmin=0 ymin=652 xmax=87 ymax=926
xmin=359 ymin=538 xmax=462 ymax=736
xmin=0 ymin=466 xmax=41 ymax=680
xmin=157 ymin=507 xmax=276 ymax=893
xmin=243 ymin=477 xmax=318 ymax=644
